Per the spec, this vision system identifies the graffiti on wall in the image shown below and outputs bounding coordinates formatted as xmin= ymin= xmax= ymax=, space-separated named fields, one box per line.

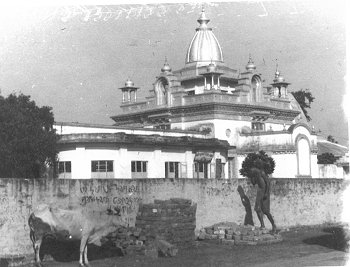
xmin=79 ymin=183 xmax=143 ymax=225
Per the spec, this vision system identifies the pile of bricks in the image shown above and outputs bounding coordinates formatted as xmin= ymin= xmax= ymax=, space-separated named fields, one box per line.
xmin=198 ymin=222 xmax=282 ymax=246
xmin=135 ymin=198 xmax=197 ymax=247
xmin=103 ymin=198 xmax=197 ymax=258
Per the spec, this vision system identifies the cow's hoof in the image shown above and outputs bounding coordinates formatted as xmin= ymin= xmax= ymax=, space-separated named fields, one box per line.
xmin=78 ymin=263 xmax=85 ymax=267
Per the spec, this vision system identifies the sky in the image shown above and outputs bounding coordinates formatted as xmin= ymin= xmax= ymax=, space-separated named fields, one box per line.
xmin=0 ymin=1 xmax=348 ymax=146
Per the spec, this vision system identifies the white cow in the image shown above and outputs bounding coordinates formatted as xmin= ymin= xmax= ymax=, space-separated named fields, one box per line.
xmin=28 ymin=204 xmax=128 ymax=267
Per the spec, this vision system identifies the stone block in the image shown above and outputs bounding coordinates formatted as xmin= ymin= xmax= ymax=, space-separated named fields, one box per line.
xmin=225 ymin=234 xmax=233 ymax=240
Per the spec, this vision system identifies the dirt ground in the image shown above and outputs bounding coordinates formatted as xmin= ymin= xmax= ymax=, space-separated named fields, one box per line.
xmin=22 ymin=224 xmax=350 ymax=267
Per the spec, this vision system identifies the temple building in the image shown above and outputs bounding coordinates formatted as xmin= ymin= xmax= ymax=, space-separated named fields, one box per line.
xmin=55 ymin=9 xmax=347 ymax=179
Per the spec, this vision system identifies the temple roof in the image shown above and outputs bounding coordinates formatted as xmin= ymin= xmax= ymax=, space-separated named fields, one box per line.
xmin=185 ymin=8 xmax=223 ymax=65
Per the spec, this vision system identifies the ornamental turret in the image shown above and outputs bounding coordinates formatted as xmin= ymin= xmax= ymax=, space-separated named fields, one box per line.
xmin=119 ymin=78 xmax=139 ymax=103
xmin=271 ymin=64 xmax=290 ymax=98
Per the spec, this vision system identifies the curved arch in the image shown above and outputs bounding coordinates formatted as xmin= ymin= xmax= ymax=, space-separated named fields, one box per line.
xmin=295 ymin=134 xmax=311 ymax=176
xmin=251 ymin=75 xmax=261 ymax=102
xmin=288 ymin=123 xmax=312 ymax=135
xmin=154 ymin=77 xmax=169 ymax=106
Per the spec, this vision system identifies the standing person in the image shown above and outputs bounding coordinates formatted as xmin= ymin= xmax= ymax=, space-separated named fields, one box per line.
xmin=250 ymin=167 xmax=277 ymax=233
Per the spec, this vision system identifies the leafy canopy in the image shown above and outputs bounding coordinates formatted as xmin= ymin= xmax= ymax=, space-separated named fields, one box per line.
xmin=291 ymin=89 xmax=315 ymax=122
xmin=0 ymin=93 xmax=58 ymax=178
xmin=239 ymin=150 xmax=275 ymax=178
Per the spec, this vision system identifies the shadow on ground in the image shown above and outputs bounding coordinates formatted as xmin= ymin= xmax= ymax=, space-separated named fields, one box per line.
xmin=39 ymin=238 xmax=124 ymax=262
xmin=303 ymin=226 xmax=349 ymax=252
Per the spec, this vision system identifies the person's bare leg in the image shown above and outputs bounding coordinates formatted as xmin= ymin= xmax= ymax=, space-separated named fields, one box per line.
xmin=256 ymin=211 xmax=265 ymax=229
xmin=266 ymin=213 xmax=277 ymax=233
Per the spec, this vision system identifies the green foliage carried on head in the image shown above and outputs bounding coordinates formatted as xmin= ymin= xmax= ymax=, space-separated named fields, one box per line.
xmin=317 ymin=153 xmax=337 ymax=164
xmin=327 ymin=135 xmax=338 ymax=144
xmin=239 ymin=150 xmax=275 ymax=178
xmin=291 ymin=89 xmax=315 ymax=122
xmin=0 ymin=93 xmax=58 ymax=178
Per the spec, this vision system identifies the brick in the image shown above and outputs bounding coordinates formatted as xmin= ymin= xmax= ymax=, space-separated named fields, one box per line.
xmin=225 ymin=234 xmax=233 ymax=240
xmin=233 ymin=235 xmax=241 ymax=241
xmin=235 ymin=240 xmax=258 ymax=246
xmin=144 ymin=246 xmax=158 ymax=259
xmin=221 ymin=239 xmax=235 ymax=246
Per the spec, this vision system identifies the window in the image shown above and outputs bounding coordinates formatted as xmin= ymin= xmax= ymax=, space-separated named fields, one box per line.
xmin=154 ymin=124 xmax=171 ymax=130
xmin=187 ymin=90 xmax=195 ymax=96
xmin=252 ymin=122 xmax=265 ymax=131
xmin=58 ymin=161 xmax=71 ymax=178
xmin=91 ymin=160 xmax=114 ymax=178
xmin=131 ymin=161 xmax=148 ymax=178
xmin=194 ymin=162 xmax=208 ymax=179
xmin=165 ymin=162 xmax=180 ymax=178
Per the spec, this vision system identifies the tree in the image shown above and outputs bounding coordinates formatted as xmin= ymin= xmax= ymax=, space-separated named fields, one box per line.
xmin=291 ymin=89 xmax=315 ymax=122
xmin=327 ymin=135 xmax=338 ymax=144
xmin=239 ymin=150 xmax=275 ymax=178
xmin=0 ymin=93 xmax=58 ymax=178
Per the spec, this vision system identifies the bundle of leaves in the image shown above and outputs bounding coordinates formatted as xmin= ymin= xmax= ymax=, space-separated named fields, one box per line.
xmin=317 ymin=153 xmax=337 ymax=164
xmin=239 ymin=151 xmax=275 ymax=178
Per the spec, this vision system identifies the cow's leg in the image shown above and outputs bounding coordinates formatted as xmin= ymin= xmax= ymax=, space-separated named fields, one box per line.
xmin=79 ymin=236 xmax=89 ymax=267
xmin=83 ymin=244 xmax=90 ymax=267
xmin=34 ymin=239 xmax=43 ymax=267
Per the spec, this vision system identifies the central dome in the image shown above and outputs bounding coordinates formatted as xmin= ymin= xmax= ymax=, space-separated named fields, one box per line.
xmin=185 ymin=9 xmax=224 ymax=65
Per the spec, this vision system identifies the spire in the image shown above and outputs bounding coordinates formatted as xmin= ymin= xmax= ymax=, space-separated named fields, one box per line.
xmin=197 ymin=6 xmax=210 ymax=28
xmin=274 ymin=63 xmax=280 ymax=79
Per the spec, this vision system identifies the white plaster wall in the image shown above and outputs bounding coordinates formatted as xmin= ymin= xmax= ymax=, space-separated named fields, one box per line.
xmin=311 ymin=154 xmax=319 ymax=178
xmin=211 ymin=119 xmax=251 ymax=146
xmin=272 ymin=153 xmax=297 ymax=178
xmin=318 ymin=164 xmax=344 ymax=179
xmin=58 ymin=147 xmax=119 ymax=178
xmin=238 ymin=133 xmax=293 ymax=148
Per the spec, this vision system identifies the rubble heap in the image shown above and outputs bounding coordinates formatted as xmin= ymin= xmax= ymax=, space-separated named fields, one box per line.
xmin=198 ymin=222 xmax=282 ymax=246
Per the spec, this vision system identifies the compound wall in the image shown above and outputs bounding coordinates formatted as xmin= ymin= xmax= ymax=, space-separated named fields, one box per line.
xmin=0 ymin=178 xmax=347 ymax=257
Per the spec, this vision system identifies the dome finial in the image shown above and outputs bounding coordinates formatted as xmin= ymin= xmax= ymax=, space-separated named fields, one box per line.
xmin=273 ymin=62 xmax=285 ymax=82
xmin=275 ymin=60 xmax=280 ymax=78
xmin=246 ymin=54 xmax=256 ymax=71
xmin=161 ymin=56 xmax=172 ymax=73
xmin=197 ymin=5 xmax=210 ymax=27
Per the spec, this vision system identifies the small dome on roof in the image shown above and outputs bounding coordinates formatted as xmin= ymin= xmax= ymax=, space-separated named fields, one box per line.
xmin=161 ymin=58 xmax=172 ymax=73
xmin=207 ymin=61 xmax=216 ymax=72
xmin=125 ymin=78 xmax=134 ymax=87
xmin=277 ymin=74 xmax=285 ymax=82
xmin=245 ymin=55 xmax=256 ymax=72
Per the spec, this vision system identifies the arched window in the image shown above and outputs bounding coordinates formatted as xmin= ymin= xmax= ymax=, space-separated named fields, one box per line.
xmin=296 ymin=135 xmax=311 ymax=176
xmin=251 ymin=75 xmax=261 ymax=102
xmin=155 ymin=78 xmax=169 ymax=105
